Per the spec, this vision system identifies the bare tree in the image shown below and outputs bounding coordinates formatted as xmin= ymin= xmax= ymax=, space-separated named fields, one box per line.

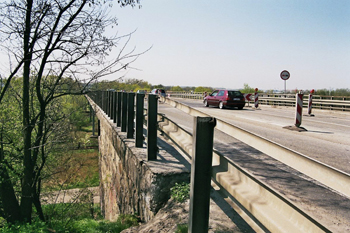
xmin=0 ymin=0 xmax=143 ymax=223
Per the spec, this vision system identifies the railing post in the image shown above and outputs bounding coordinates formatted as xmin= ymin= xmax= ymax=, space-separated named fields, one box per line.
xmin=127 ymin=92 xmax=135 ymax=138
xmin=97 ymin=119 xmax=100 ymax=136
xmin=135 ymin=93 xmax=145 ymax=147
xmin=104 ymin=91 xmax=108 ymax=113
xmin=90 ymin=105 xmax=95 ymax=136
xmin=188 ymin=117 xmax=216 ymax=233
xmin=101 ymin=91 xmax=105 ymax=112
xmin=109 ymin=90 xmax=113 ymax=118
xmin=147 ymin=94 xmax=158 ymax=160
xmin=113 ymin=91 xmax=117 ymax=123
xmin=117 ymin=92 xmax=122 ymax=127
xmin=121 ymin=92 xmax=128 ymax=132
xmin=106 ymin=91 xmax=110 ymax=117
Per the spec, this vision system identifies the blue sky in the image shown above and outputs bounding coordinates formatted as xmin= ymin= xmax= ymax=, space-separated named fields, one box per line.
xmin=0 ymin=1 xmax=348 ymax=91
xmin=110 ymin=0 xmax=350 ymax=91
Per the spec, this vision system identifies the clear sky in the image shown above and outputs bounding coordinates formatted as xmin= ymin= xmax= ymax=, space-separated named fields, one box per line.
xmin=110 ymin=0 xmax=350 ymax=91
xmin=0 ymin=1 xmax=348 ymax=92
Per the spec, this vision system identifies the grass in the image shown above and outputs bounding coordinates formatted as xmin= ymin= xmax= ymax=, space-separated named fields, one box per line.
xmin=170 ymin=182 xmax=190 ymax=203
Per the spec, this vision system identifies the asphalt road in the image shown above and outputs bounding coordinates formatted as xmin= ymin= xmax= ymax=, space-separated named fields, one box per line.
xmin=158 ymin=98 xmax=350 ymax=174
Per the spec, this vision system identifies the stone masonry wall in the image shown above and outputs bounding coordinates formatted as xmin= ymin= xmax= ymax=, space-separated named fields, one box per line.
xmin=89 ymin=98 xmax=190 ymax=222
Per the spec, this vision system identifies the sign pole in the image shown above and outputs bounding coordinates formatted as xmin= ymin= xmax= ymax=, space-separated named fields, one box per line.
xmin=284 ymin=80 xmax=286 ymax=94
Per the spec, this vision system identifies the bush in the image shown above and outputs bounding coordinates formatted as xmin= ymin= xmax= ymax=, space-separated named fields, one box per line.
xmin=170 ymin=182 xmax=190 ymax=203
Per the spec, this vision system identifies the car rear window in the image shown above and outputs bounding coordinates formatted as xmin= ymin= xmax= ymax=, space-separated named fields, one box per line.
xmin=228 ymin=91 xmax=243 ymax=97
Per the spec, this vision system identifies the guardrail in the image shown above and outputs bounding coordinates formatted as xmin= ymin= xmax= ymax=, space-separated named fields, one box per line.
xmin=158 ymin=97 xmax=334 ymax=232
xmin=86 ymin=91 xmax=343 ymax=232
xmin=167 ymin=92 xmax=350 ymax=111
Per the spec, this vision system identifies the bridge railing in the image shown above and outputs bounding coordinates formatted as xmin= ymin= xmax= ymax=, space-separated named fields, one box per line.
xmin=86 ymin=90 xmax=342 ymax=232
xmin=167 ymin=91 xmax=350 ymax=111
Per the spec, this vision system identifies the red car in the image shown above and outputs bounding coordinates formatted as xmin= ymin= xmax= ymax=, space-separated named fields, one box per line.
xmin=204 ymin=90 xmax=245 ymax=109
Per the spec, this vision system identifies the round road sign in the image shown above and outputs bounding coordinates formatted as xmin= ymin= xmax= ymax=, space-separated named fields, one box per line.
xmin=280 ymin=70 xmax=290 ymax=80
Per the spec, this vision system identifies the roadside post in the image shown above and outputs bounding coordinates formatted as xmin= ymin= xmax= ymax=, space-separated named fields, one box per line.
xmin=308 ymin=89 xmax=315 ymax=116
xmin=135 ymin=93 xmax=145 ymax=147
xmin=254 ymin=88 xmax=259 ymax=109
xmin=121 ymin=92 xmax=127 ymax=132
xmin=188 ymin=117 xmax=216 ymax=233
xmin=147 ymin=94 xmax=158 ymax=160
xmin=295 ymin=92 xmax=304 ymax=127
xmin=127 ymin=92 xmax=135 ymax=138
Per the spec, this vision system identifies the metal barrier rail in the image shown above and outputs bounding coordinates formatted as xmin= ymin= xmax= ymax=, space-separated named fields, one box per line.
xmin=157 ymin=105 xmax=331 ymax=232
xmin=161 ymin=96 xmax=350 ymax=198
xmin=167 ymin=92 xmax=350 ymax=111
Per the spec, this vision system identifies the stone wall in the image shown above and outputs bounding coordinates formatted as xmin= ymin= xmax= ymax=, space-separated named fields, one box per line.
xmin=89 ymin=98 xmax=190 ymax=222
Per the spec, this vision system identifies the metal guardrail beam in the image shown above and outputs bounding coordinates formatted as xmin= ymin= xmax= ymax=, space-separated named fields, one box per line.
xmin=167 ymin=92 xmax=350 ymax=111
xmin=162 ymin=97 xmax=350 ymax=199
xmin=157 ymin=111 xmax=331 ymax=232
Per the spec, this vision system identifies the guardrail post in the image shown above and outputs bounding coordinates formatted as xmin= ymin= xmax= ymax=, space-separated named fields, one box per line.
xmin=147 ymin=94 xmax=158 ymax=160
xmin=121 ymin=92 xmax=128 ymax=132
xmin=109 ymin=90 xmax=113 ymax=118
xmin=104 ymin=91 xmax=108 ymax=113
xmin=127 ymin=92 xmax=135 ymax=138
xmin=97 ymin=119 xmax=100 ymax=136
xmin=90 ymin=105 xmax=95 ymax=136
xmin=117 ymin=92 xmax=122 ymax=127
xmin=188 ymin=117 xmax=216 ymax=233
xmin=113 ymin=91 xmax=117 ymax=123
xmin=107 ymin=91 xmax=111 ymax=117
xmin=101 ymin=91 xmax=105 ymax=112
xmin=295 ymin=93 xmax=303 ymax=127
xmin=135 ymin=93 xmax=145 ymax=147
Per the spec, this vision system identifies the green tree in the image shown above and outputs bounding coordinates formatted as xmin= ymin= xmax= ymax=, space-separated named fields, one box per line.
xmin=241 ymin=83 xmax=255 ymax=94
xmin=194 ymin=86 xmax=212 ymax=93
xmin=171 ymin=86 xmax=184 ymax=92
xmin=0 ymin=0 xmax=142 ymax=224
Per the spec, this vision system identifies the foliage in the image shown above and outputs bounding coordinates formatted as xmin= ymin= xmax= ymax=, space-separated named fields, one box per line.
xmin=0 ymin=220 xmax=48 ymax=233
xmin=240 ymin=83 xmax=256 ymax=94
xmin=171 ymin=86 xmax=184 ymax=92
xmin=170 ymin=182 xmax=190 ymax=203
xmin=90 ymin=78 xmax=152 ymax=92
xmin=0 ymin=205 xmax=139 ymax=233
xmin=175 ymin=224 xmax=188 ymax=233
xmin=0 ymin=0 xmax=145 ymax=224
xmin=314 ymin=88 xmax=350 ymax=96
xmin=194 ymin=86 xmax=213 ymax=93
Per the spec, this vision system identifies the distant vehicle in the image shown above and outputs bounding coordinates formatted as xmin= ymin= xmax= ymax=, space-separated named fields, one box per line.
xmin=151 ymin=89 xmax=166 ymax=97
xmin=136 ymin=90 xmax=146 ymax=94
xmin=204 ymin=89 xmax=245 ymax=110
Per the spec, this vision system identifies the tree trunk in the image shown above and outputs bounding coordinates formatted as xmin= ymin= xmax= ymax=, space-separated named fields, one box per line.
xmin=21 ymin=0 xmax=34 ymax=222
xmin=0 ymin=131 xmax=22 ymax=222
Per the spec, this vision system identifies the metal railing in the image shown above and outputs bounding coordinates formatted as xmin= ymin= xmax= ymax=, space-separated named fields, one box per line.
xmin=86 ymin=90 xmax=341 ymax=232
xmin=167 ymin=92 xmax=350 ymax=111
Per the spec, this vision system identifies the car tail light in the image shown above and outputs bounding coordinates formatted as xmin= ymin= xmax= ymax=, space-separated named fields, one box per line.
xmin=226 ymin=96 xmax=230 ymax=101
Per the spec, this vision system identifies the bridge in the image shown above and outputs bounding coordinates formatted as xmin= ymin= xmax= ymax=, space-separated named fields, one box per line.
xmin=86 ymin=91 xmax=350 ymax=232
